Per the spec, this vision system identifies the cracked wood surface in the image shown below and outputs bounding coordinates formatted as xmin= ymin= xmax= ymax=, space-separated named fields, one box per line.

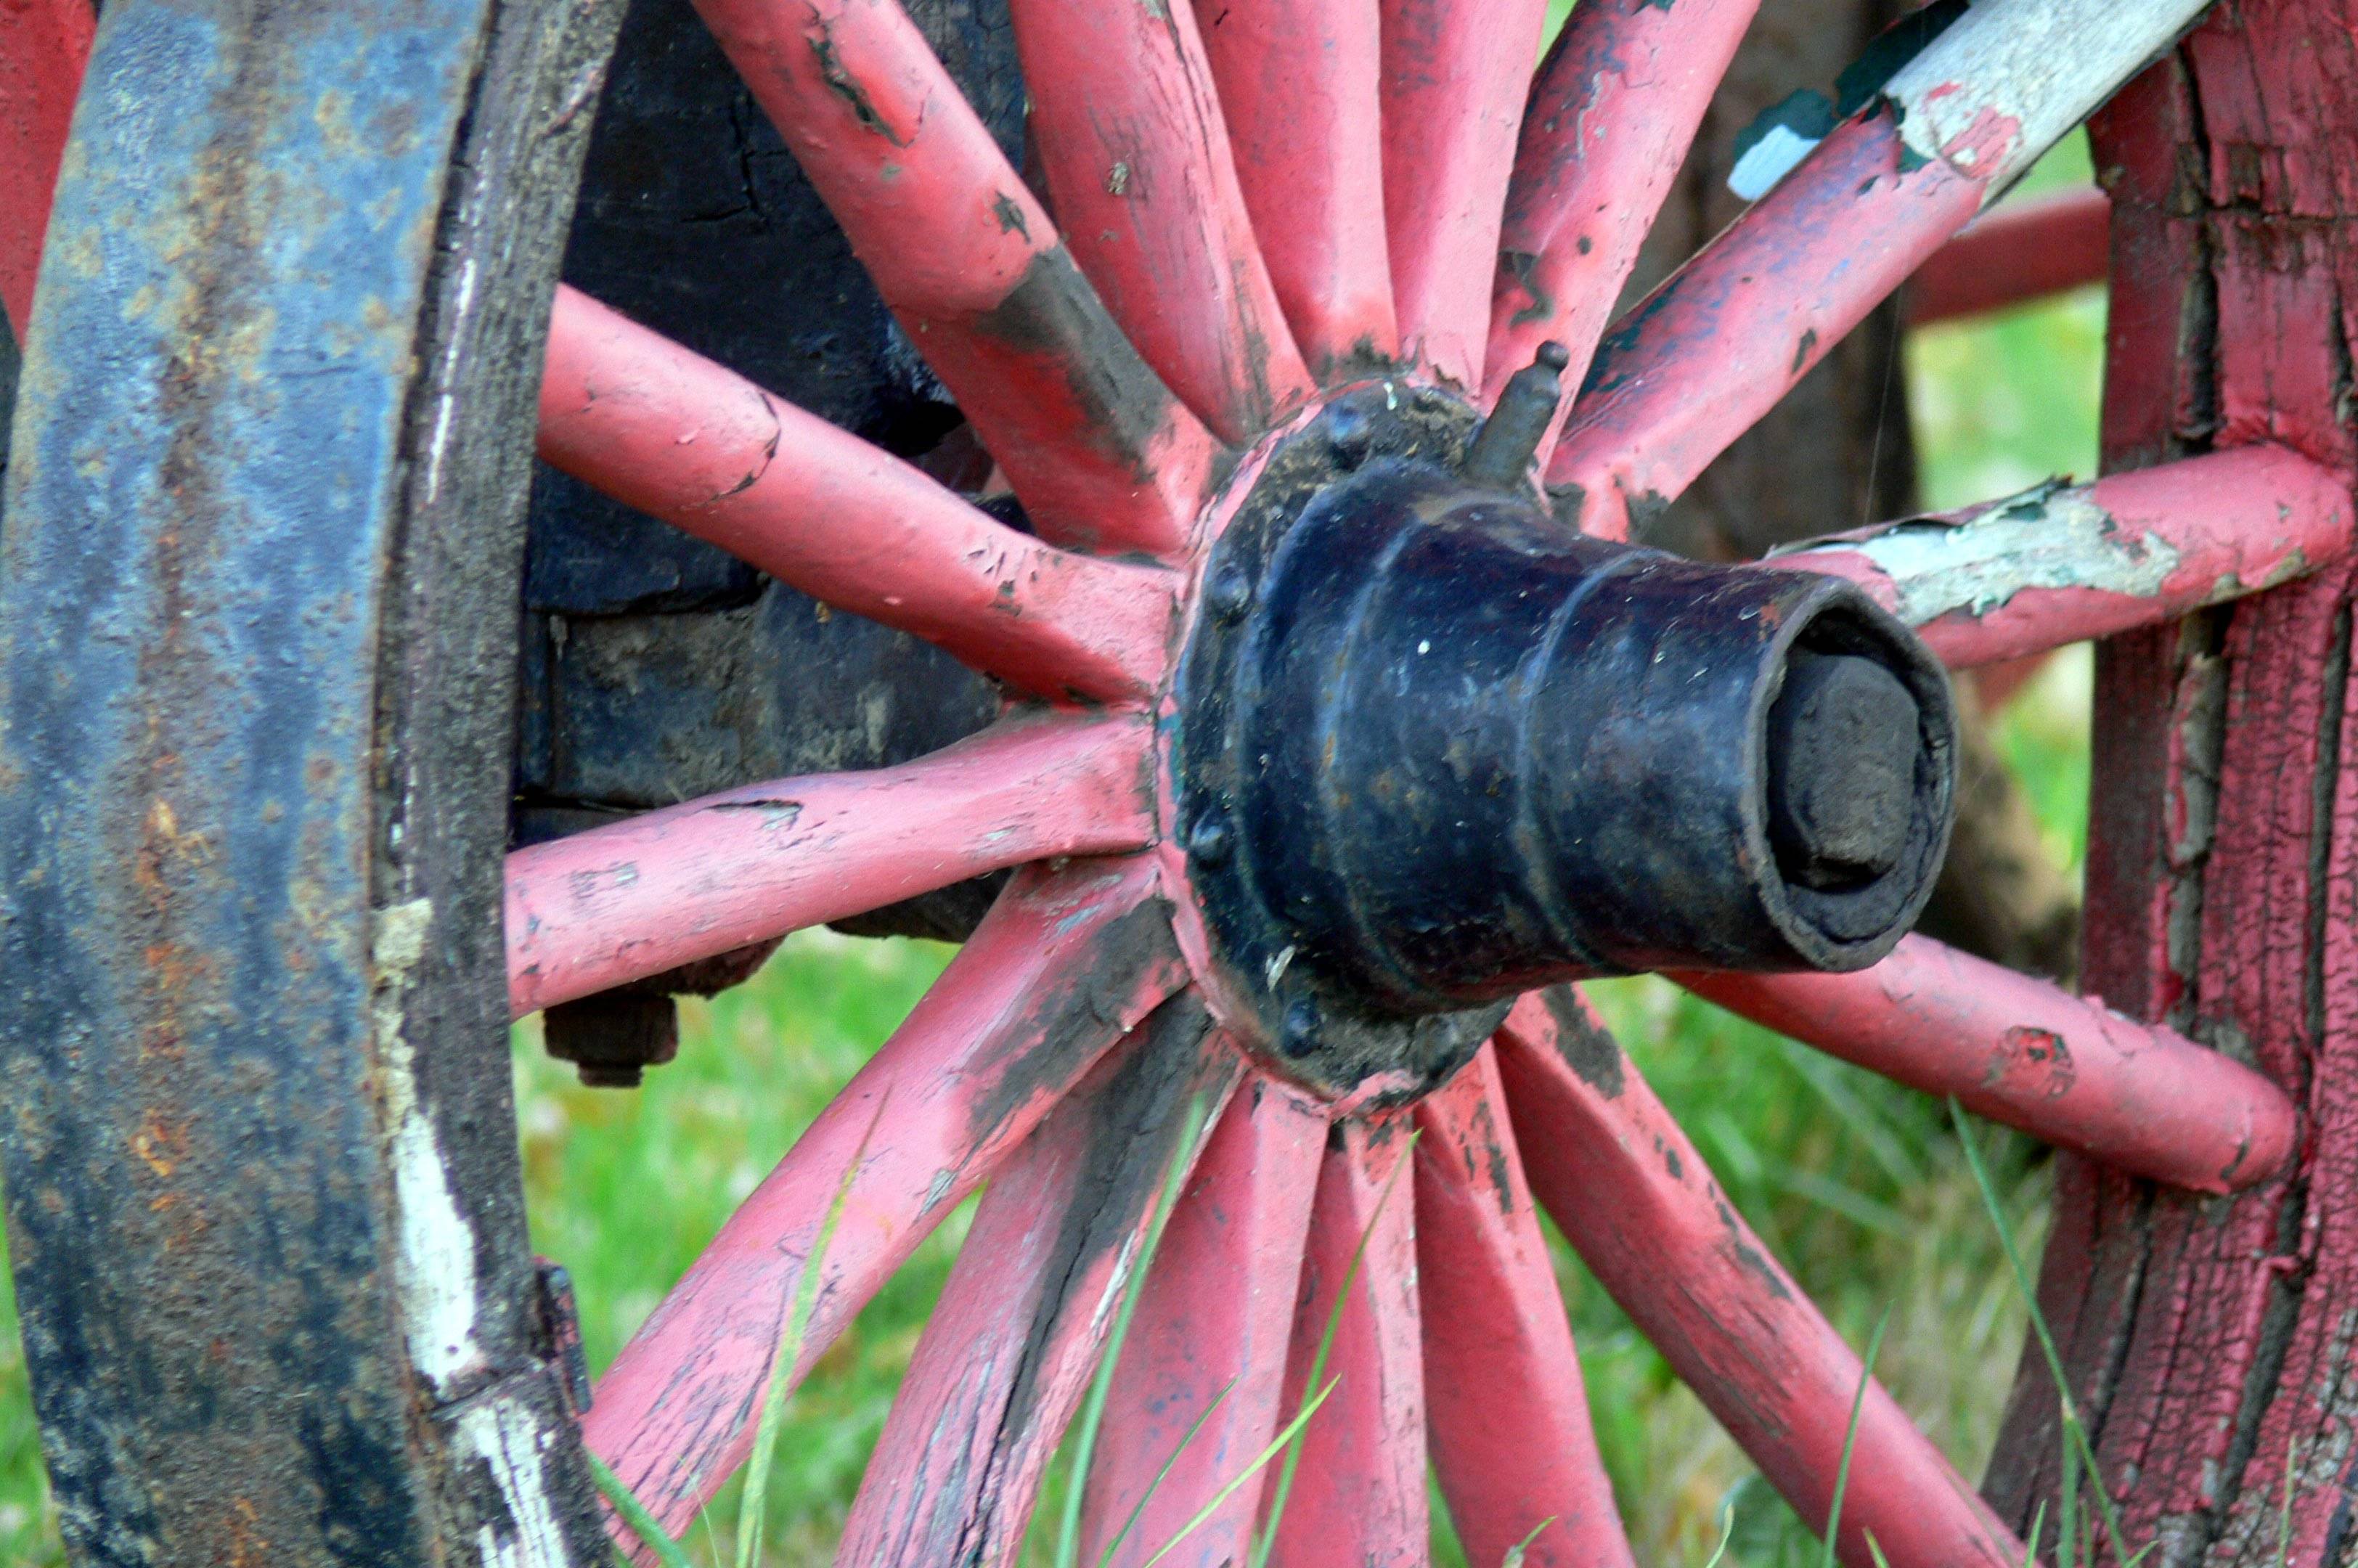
xmin=1983 ymin=11 xmax=2358 ymax=1563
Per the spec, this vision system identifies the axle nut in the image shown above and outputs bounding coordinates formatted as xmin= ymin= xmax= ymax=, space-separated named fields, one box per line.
xmin=1766 ymin=653 xmax=1921 ymax=890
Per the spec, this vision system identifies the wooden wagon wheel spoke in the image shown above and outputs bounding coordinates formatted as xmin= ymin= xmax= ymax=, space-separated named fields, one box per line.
xmin=0 ymin=0 xmax=89 ymax=334
xmin=839 ymin=1001 xmax=1240 ymax=1568
xmin=504 ymin=711 xmax=1154 ymax=1015
xmin=1077 ymin=1066 xmax=1326 ymax=1568
xmin=1260 ymin=1116 xmax=1427 ymax=1568
xmin=582 ymin=857 xmax=1187 ymax=1537
xmin=539 ymin=287 xmax=1178 ymax=703
xmin=1906 ymin=186 xmax=2113 ymax=327
xmin=1674 ymin=935 xmax=2296 ymax=1193
xmin=1549 ymin=0 xmax=2211 ymax=539
xmin=1488 ymin=0 xmax=1760 ymax=409
xmin=1009 ymin=0 xmax=1311 ymax=446
xmin=1781 ymin=444 xmax=2355 ymax=670
xmin=690 ymin=0 xmax=1216 ymax=558
xmin=1495 ymin=989 xmax=2025 ymax=1568
xmin=1413 ymin=1044 xmax=1634 ymax=1568
xmin=1194 ymin=0 xmax=1394 ymax=375
xmin=1376 ymin=0 xmax=1550 ymax=391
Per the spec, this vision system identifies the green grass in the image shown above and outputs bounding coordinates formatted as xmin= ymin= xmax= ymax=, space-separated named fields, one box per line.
xmin=0 ymin=136 xmax=2110 ymax=1568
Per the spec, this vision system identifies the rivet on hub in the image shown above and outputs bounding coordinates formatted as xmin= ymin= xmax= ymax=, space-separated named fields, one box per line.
xmin=1186 ymin=810 xmax=1233 ymax=866
xmin=1204 ymin=563 xmax=1255 ymax=623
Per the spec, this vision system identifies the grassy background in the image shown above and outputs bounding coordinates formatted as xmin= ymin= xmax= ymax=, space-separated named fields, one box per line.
xmin=0 ymin=138 xmax=2108 ymax=1567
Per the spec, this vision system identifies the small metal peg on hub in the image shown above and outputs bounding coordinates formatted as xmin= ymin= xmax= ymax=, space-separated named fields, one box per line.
xmin=1463 ymin=340 xmax=1570 ymax=491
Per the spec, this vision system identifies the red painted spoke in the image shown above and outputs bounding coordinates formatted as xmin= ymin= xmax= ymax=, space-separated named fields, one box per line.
xmin=585 ymin=857 xmax=1188 ymax=1539
xmin=505 ymin=711 xmax=1152 ymax=1016
xmin=1013 ymin=0 xmax=1312 ymax=445
xmin=1196 ymin=0 xmax=1395 ymax=372
xmin=1783 ymin=445 xmax=2355 ymax=670
xmin=0 ymin=0 xmax=91 ymax=333
xmin=1496 ymin=989 xmax=2023 ymax=1568
xmin=838 ymin=1004 xmax=1241 ymax=1568
xmin=1414 ymin=1046 xmax=1633 ymax=1568
xmin=540 ymin=287 xmax=1178 ymax=703
xmin=1547 ymin=114 xmax=1984 ymax=538
xmin=1549 ymin=0 xmax=2205 ymax=537
xmin=1906 ymin=187 xmax=2111 ymax=327
xmin=1263 ymin=1116 xmax=1426 ymax=1568
xmin=1079 ymin=1066 xmax=1327 ymax=1568
xmin=1488 ymin=0 xmax=1757 ymax=407
xmin=1675 ymin=935 xmax=2298 ymax=1194
xmin=1379 ymin=0 xmax=1550 ymax=391
xmin=693 ymin=0 xmax=1216 ymax=558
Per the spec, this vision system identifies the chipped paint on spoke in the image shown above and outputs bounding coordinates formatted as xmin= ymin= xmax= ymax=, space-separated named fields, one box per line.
xmin=1811 ymin=482 xmax=2182 ymax=624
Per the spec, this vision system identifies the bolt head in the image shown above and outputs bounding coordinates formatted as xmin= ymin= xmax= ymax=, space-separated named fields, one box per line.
xmin=1324 ymin=404 xmax=1374 ymax=467
xmin=1205 ymin=563 xmax=1255 ymax=623
xmin=1187 ymin=811 xmax=1233 ymax=865
xmin=1278 ymin=997 xmax=1321 ymax=1058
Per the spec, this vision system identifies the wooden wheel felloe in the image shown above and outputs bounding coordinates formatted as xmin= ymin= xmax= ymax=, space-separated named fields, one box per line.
xmin=4 ymin=3 xmax=2357 ymax=1568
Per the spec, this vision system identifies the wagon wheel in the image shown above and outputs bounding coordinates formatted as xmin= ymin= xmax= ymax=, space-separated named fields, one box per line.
xmin=4 ymin=0 xmax=2356 ymax=1564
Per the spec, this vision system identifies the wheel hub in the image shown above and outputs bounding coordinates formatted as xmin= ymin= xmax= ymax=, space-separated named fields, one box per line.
xmin=1174 ymin=380 xmax=1959 ymax=1101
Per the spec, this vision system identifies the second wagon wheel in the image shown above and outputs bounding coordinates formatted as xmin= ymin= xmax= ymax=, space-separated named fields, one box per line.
xmin=4 ymin=0 xmax=2355 ymax=1564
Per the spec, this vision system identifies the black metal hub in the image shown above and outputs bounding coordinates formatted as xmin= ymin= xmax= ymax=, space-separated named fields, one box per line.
xmin=1174 ymin=383 xmax=1958 ymax=1101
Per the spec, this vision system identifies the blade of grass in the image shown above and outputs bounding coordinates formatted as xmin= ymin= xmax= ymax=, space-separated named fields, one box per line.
xmin=1822 ymin=1303 xmax=1894 ymax=1568
xmin=1951 ymin=1098 xmax=2137 ymax=1567
xmin=1054 ymin=1093 xmax=1215 ymax=1568
xmin=1249 ymin=1129 xmax=1421 ymax=1568
xmin=2060 ymin=1395 xmax=2079 ymax=1568
xmin=1138 ymin=1376 xmax=1342 ymax=1568
xmin=735 ymin=1095 xmax=885 ymax=1568
xmin=1704 ymin=1500 xmax=1739 ymax=1568
xmin=1501 ymin=1514 xmax=1559 ymax=1568
xmin=1092 ymin=1376 xmax=1238 ymax=1568
xmin=2279 ymin=1432 xmax=2300 ymax=1568
xmin=588 ymin=1451 xmax=697 ymax=1568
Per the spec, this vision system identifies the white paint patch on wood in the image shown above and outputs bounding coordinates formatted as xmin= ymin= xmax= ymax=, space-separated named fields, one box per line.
xmin=371 ymin=894 xmax=490 ymax=1400
xmin=1790 ymin=481 xmax=2182 ymax=624
xmin=1885 ymin=0 xmax=2211 ymax=197
xmin=454 ymin=1395 xmax=574 ymax=1568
